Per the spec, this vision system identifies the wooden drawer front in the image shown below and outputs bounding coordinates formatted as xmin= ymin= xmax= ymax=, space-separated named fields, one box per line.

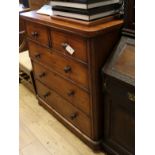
xmin=33 ymin=62 xmax=90 ymax=116
xmin=36 ymin=80 xmax=91 ymax=137
xmin=29 ymin=41 xmax=89 ymax=89
xmin=26 ymin=22 xmax=49 ymax=47
xmin=51 ymin=31 xmax=88 ymax=63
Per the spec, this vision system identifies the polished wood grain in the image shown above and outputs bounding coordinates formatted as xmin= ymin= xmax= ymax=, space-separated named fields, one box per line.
xmin=36 ymin=80 xmax=92 ymax=137
xmin=102 ymin=77 xmax=135 ymax=155
xmin=114 ymin=45 xmax=135 ymax=78
xmin=19 ymin=7 xmax=30 ymax=52
xmin=33 ymin=62 xmax=90 ymax=115
xmin=22 ymin=11 xmax=123 ymax=149
xmin=20 ymin=84 xmax=106 ymax=155
xmin=87 ymin=29 xmax=121 ymax=141
xmin=51 ymin=30 xmax=88 ymax=63
xmin=28 ymin=41 xmax=89 ymax=89
xmin=20 ymin=11 xmax=123 ymax=37
xmin=103 ymin=36 xmax=135 ymax=86
xmin=19 ymin=7 xmax=30 ymax=33
xmin=28 ymin=0 xmax=49 ymax=9
xmin=51 ymin=14 xmax=117 ymax=26
xmin=26 ymin=22 xmax=50 ymax=47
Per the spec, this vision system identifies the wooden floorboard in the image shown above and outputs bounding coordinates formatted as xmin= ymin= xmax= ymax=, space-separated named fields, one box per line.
xmin=19 ymin=84 xmax=106 ymax=155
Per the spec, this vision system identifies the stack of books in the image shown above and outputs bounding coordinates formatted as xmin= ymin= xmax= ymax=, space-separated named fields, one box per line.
xmin=50 ymin=0 xmax=123 ymax=21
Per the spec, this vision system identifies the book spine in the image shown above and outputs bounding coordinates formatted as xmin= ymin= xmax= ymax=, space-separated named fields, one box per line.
xmin=51 ymin=0 xmax=104 ymax=4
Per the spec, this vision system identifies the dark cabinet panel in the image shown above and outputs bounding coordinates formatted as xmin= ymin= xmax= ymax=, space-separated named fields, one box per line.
xmin=123 ymin=0 xmax=135 ymax=33
xmin=102 ymin=36 xmax=135 ymax=155
xmin=103 ymin=77 xmax=135 ymax=155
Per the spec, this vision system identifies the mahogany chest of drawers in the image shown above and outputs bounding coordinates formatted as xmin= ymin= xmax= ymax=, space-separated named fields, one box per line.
xmin=21 ymin=11 xmax=123 ymax=149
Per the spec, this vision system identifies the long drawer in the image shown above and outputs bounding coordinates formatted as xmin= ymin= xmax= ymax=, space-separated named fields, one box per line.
xmin=33 ymin=62 xmax=90 ymax=116
xmin=36 ymin=80 xmax=92 ymax=137
xmin=50 ymin=30 xmax=88 ymax=63
xmin=26 ymin=22 xmax=49 ymax=47
xmin=28 ymin=41 xmax=89 ymax=89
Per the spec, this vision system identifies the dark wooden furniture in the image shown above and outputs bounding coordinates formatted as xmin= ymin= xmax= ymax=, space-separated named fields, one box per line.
xmin=123 ymin=0 xmax=135 ymax=37
xmin=19 ymin=6 xmax=31 ymax=52
xmin=20 ymin=0 xmax=49 ymax=9
xmin=101 ymin=0 xmax=135 ymax=154
xmin=20 ymin=11 xmax=123 ymax=149
xmin=28 ymin=0 xmax=49 ymax=9
xmin=102 ymin=36 xmax=135 ymax=155
xmin=20 ymin=0 xmax=29 ymax=8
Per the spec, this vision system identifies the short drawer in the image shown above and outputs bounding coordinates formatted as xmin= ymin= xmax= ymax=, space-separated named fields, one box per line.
xmin=33 ymin=62 xmax=90 ymax=115
xmin=51 ymin=30 xmax=88 ymax=63
xmin=28 ymin=41 xmax=89 ymax=89
xmin=26 ymin=22 xmax=49 ymax=47
xmin=36 ymin=80 xmax=92 ymax=137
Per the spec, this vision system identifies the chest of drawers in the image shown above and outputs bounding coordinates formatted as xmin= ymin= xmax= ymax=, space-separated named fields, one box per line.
xmin=21 ymin=11 xmax=123 ymax=150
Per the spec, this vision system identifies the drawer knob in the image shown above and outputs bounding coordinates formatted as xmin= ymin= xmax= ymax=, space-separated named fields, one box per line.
xmin=70 ymin=112 xmax=78 ymax=120
xmin=64 ymin=66 xmax=71 ymax=73
xmin=39 ymin=72 xmax=46 ymax=78
xmin=61 ymin=43 xmax=68 ymax=48
xmin=35 ymin=53 xmax=41 ymax=59
xmin=67 ymin=90 xmax=75 ymax=96
xmin=31 ymin=32 xmax=39 ymax=38
xmin=43 ymin=92 xmax=51 ymax=98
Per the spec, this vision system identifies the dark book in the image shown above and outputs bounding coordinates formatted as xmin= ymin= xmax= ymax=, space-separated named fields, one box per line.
xmin=50 ymin=0 xmax=122 ymax=9
xmin=51 ymin=0 xmax=103 ymax=3
xmin=52 ymin=4 xmax=121 ymax=21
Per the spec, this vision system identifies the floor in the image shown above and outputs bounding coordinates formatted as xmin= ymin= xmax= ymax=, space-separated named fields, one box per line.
xmin=19 ymin=84 xmax=106 ymax=155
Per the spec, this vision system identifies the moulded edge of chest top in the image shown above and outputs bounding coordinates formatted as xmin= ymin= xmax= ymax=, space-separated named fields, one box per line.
xmin=20 ymin=11 xmax=124 ymax=38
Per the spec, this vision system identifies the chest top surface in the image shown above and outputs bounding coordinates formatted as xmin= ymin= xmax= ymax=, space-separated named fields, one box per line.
xmin=20 ymin=10 xmax=123 ymax=37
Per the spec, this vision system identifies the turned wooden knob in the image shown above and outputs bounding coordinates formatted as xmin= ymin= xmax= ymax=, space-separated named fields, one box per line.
xmin=61 ymin=42 xmax=68 ymax=48
xmin=67 ymin=90 xmax=75 ymax=96
xmin=39 ymin=72 xmax=46 ymax=78
xmin=64 ymin=66 xmax=71 ymax=73
xmin=70 ymin=112 xmax=78 ymax=120
xmin=31 ymin=31 xmax=39 ymax=37
xmin=43 ymin=92 xmax=51 ymax=98
xmin=35 ymin=53 xmax=41 ymax=59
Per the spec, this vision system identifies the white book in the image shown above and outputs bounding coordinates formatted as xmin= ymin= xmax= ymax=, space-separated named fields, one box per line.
xmin=36 ymin=5 xmax=53 ymax=16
